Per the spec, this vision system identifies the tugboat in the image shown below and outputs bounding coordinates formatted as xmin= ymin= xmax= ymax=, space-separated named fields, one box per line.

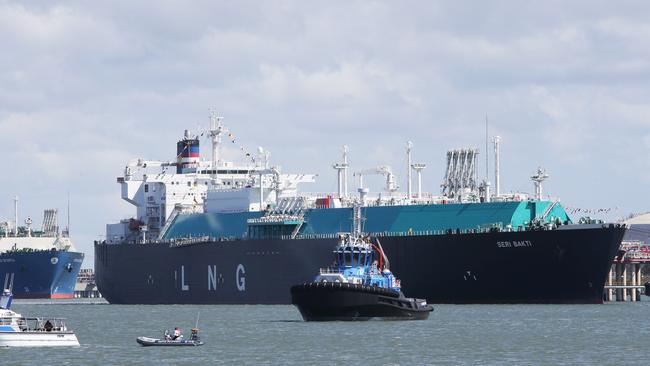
xmin=290 ymin=206 xmax=433 ymax=321
xmin=0 ymin=289 xmax=79 ymax=347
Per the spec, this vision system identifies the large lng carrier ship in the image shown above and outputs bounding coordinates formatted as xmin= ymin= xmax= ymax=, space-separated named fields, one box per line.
xmin=95 ymin=115 xmax=625 ymax=304
xmin=1 ymin=203 xmax=84 ymax=298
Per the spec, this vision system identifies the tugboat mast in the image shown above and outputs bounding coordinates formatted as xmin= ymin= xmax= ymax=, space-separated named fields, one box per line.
xmin=352 ymin=204 xmax=363 ymax=238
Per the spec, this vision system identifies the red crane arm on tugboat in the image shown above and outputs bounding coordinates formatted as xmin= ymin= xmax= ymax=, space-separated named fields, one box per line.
xmin=370 ymin=243 xmax=388 ymax=271
xmin=373 ymin=238 xmax=390 ymax=271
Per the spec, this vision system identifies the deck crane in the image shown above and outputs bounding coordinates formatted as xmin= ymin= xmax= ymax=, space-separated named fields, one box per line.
xmin=353 ymin=166 xmax=399 ymax=192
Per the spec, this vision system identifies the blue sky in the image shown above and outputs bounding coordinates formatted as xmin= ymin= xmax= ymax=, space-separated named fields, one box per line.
xmin=1 ymin=1 xmax=649 ymax=266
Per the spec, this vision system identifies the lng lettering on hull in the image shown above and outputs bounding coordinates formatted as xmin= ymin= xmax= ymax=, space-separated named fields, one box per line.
xmin=174 ymin=264 xmax=246 ymax=293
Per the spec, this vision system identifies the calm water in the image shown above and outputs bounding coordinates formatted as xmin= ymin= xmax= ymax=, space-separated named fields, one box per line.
xmin=2 ymin=299 xmax=650 ymax=365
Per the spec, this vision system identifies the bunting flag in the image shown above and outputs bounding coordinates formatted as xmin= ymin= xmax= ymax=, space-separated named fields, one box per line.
xmin=222 ymin=131 xmax=255 ymax=163
xmin=564 ymin=206 xmax=618 ymax=215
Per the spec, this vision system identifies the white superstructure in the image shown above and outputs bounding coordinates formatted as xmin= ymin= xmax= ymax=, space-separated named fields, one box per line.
xmin=0 ymin=208 xmax=76 ymax=254
xmin=108 ymin=116 xmax=317 ymax=243
xmin=107 ymin=115 xmax=543 ymax=244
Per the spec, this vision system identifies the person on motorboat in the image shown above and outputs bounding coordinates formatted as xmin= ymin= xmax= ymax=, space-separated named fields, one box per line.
xmin=164 ymin=329 xmax=171 ymax=340
xmin=172 ymin=327 xmax=183 ymax=340
xmin=190 ymin=328 xmax=199 ymax=341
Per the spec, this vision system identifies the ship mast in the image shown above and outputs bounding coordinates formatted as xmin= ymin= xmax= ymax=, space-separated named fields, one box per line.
xmin=343 ymin=145 xmax=348 ymax=198
xmin=407 ymin=141 xmax=413 ymax=199
xmin=13 ymin=195 xmax=18 ymax=236
xmin=531 ymin=167 xmax=549 ymax=201
xmin=208 ymin=111 xmax=225 ymax=169
xmin=493 ymin=136 xmax=501 ymax=197
xmin=333 ymin=145 xmax=350 ymax=199
xmin=412 ymin=163 xmax=426 ymax=199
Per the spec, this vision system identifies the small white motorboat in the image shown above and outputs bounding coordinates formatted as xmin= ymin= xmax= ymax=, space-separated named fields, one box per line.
xmin=137 ymin=327 xmax=203 ymax=347
xmin=0 ymin=289 xmax=79 ymax=347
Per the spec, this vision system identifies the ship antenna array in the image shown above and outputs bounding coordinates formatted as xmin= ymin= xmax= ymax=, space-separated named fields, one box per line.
xmin=531 ymin=167 xmax=549 ymax=201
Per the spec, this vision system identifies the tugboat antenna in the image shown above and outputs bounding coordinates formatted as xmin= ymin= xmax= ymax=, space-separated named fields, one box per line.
xmin=352 ymin=204 xmax=364 ymax=237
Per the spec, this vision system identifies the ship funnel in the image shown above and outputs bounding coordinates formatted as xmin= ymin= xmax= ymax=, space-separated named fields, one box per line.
xmin=177 ymin=133 xmax=200 ymax=174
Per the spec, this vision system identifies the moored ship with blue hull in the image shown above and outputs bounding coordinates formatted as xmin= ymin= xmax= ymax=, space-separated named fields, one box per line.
xmin=1 ymin=251 xmax=84 ymax=299
xmin=94 ymin=116 xmax=626 ymax=305
xmin=1 ymin=206 xmax=84 ymax=299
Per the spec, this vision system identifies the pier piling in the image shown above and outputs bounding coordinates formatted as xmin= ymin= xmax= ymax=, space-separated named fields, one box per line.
xmin=604 ymin=241 xmax=649 ymax=302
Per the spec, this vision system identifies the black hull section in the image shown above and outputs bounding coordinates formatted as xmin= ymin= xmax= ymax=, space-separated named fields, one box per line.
xmin=290 ymin=282 xmax=432 ymax=321
xmin=95 ymin=225 xmax=625 ymax=304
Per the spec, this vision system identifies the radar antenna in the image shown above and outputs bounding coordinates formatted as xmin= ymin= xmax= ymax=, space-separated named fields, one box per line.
xmin=531 ymin=167 xmax=549 ymax=201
